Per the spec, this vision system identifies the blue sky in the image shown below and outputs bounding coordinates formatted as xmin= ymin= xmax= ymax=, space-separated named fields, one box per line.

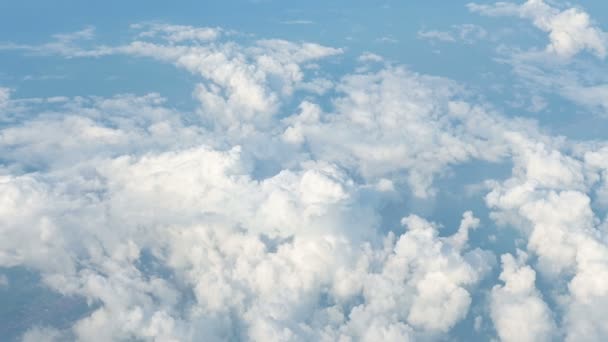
xmin=2 ymin=1 xmax=608 ymax=341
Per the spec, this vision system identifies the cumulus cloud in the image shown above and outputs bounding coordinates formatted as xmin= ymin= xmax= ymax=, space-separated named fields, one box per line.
xmin=116 ymin=33 xmax=342 ymax=131
xmin=0 ymin=25 xmax=499 ymax=340
xmin=483 ymin=124 xmax=608 ymax=340
xmin=3 ymin=18 xmax=608 ymax=342
xmin=490 ymin=252 xmax=555 ymax=342
xmin=0 ymin=133 xmax=493 ymax=341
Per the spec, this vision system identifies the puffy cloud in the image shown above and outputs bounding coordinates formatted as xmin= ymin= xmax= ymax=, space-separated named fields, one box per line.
xmin=0 ymin=86 xmax=500 ymax=341
xmin=469 ymin=0 xmax=608 ymax=59
xmin=4 ymin=19 xmax=608 ymax=342
xmin=117 ymin=35 xmax=341 ymax=130
xmin=1 ymin=25 xmax=342 ymax=127
xmin=285 ymin=68 xmax=530 ymax=197
xmin=0 ymin=93 xmax=208 ymax=172
xmin=0 ymin=139 xmax=493 ymax=341
xmin=490 ymin=252 xmax=555 ymax=342
xmin=0 ymin=27 xmax=511 ymax=342
xmin=484 ymin=126 xmax=608 ymax=340
xmin=584 ymin=145 xmax=608 ymax=207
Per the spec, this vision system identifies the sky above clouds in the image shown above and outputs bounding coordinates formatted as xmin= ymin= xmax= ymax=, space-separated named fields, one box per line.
xmin=2 ymin=1 xmax=608 ymax=341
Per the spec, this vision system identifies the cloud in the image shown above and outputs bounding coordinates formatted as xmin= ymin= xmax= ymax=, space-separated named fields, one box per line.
xmin=0 ymin=26 xmax=115 ymax=58
xmin=283 ymin=68 xmax=531 ymax=198
xmin=131 ymin=23 xmax=222 ymax=43
xmin=490 ymin=252 xmax=555 ymax=342
xmin=494 ymin=48 xmax=608 ymax=116
xmin=118 ymin=35 xmax=342 ymax=131
xmin=358 ymin=52 xmax=384 ymax=63
xmin=418 ymin=30 xmax=456 ymax=43
xmin=0 ymin=25 xmax=500 ymax=340
xmin=52 ymin=26 xmax=96 ymax=43
xmin=0 ymin=93 xmax=201 ymax=172
xmin=376 ymin=36 xmax=399 ymax=44
xmin=466 ymin=1 xmax=608 ymax=117
xmin=0 ymin=87 xmax=9 ymax=108
xmin=469 ymin=0 xmax=608 ymax=59
xmin=280 ymin=20 xmax=315 ymax=25
xmin=3 ymin=20 xmax=608 ymax=341
xmin=21 ymin=326 xmax=64 ymax=342
xmin=0 ymin=132 xmax=494 ymax=340
xmin=483 ymin=125 xmax=608 ymax=340
xmin=418 ymin=24 xmax=487 ymax=44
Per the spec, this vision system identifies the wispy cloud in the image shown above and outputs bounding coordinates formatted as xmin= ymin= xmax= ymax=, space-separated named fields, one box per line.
xmin=280 ymin=19 xmax=315 ymax=25
xmin=469 ymin=0 xmax=608 ymax=59
xmin=418 ymin=24 xmax=487 ymax=44
xmin=376 ymin=35 xmax=398 ymax=43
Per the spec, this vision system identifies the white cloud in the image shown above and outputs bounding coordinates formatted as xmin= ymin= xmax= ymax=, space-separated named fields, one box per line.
xmin=0 ymin=87 xmax=10 ymax=107
xmin=0 ymin=93 xmax=206 ymax=172
xmin=494 ymin=47 xmax=608 ymax=116
xmin=483 ymin=126 xmax=608 ymax=340
xmin=116 ymin=37 xmax=342 ymax=131
xmin=285 ymin=68 xmax=525 ymax=198
xmin=0 ymin=26 xmax=115 ymax=58
xmin=468 ymin=1 xmax=608 ymax=117
xmin=326 ymin=215 xmax=494 ymax=341
xmin=21 ymin=326 xmax=65 ymax=342
xmin=418 ymin=24 xmax=487 ymax=44
xmin=376 ymin=36 xmax=398 ymax=44
xmin=52 ymin=26 xmax=96 ymax=43
xmin=132 ymin=23 xmax=222 ymax=43
xmin=585 ymin=145 xmax=608 ymax=208
xmin=0 ymin=65 xmax=500 ymax=341
xmin=358 ymin=52 xmax=384 ymax=63
xmin=562 ymin=83 xmax=608 ymax=114
xmin=4 ymin=21 xmax=608 ymax=341
xmin=0 ymin=138 xmax=493 ymax=340
xmin=418 ymin=30 xmax=456 ymax=43
xmin=490 ymin=252 xmax=555 ymax=342
xmin=469 ymin=0 xmax=608 ymax=59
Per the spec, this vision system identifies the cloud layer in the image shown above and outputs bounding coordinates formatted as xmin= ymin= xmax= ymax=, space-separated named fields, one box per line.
xmin=2 ymin=1 xmax=608 ymax=341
